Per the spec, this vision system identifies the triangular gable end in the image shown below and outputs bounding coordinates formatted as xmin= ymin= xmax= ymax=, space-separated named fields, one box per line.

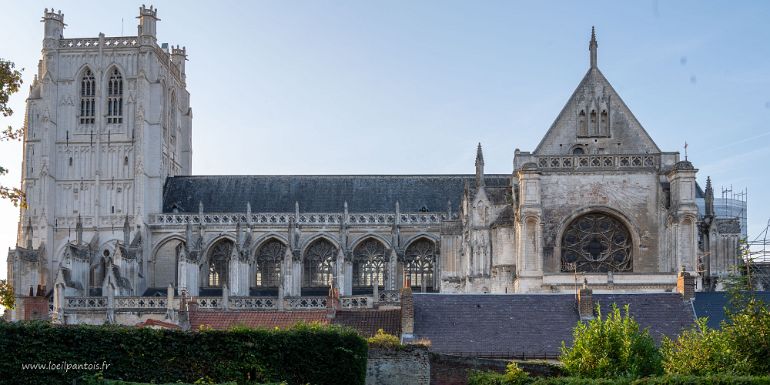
xmin=533 ymin=29 xmax=662 ymax=156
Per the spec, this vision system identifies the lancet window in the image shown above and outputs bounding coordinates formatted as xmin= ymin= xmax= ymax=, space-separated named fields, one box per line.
xmin=353 ymin=238 xmax=387 ymax=288
xmin=106 ymin=68 xmax=123 ymax=124
xmin=404 ymin=238 xmax=435 ymax=292
xmin=255 ymin=239 xmax=285 ymax=287
xmin=207 ymin=240 xmax=232 ymax=287
xmin=79 ymin=69 xmax=96 ymax=124
xmin=303 ymin=239 xmax=337 ymax=287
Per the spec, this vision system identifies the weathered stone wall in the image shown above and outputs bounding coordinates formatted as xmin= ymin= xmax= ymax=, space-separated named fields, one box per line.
xmin=429 ymin=353 xmax=564 ymax=385
xmin=539 ymin=172 xmax=663 ymax=273
xmin=366 ymin=346 xmax=430 ymax=385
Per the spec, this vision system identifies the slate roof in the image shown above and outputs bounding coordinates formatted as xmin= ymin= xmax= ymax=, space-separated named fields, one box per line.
xmin=693 ymin=291 xmax=770 ymax=330
xmin=333 ymin=309 xmax=401 ymax=337
xmin=413 ymin=293 xmax=695 ymax=358
xmin=162 ymin=175 xmax=510 ymax=213
xmin=189 ymin=310 xmax=330 ymax=330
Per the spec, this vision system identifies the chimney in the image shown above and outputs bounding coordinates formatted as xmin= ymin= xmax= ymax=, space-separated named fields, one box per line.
xmin=577 ymin=280 xmax=594 ymax=319
xmin=400 ymin=287 xmax=414 ymax=342
xmin=677 ymin=269 xmax=695 ymax=301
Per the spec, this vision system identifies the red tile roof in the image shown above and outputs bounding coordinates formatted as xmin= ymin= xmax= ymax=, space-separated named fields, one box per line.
xmin=333 ymin=309 xmax=401 ymax=337
xmin=189 ymin=311 xmax=330 ymax=331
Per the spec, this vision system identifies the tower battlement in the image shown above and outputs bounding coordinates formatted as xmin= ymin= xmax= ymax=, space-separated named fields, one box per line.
xmin=42 ymin=8 xmax=64 ymax=23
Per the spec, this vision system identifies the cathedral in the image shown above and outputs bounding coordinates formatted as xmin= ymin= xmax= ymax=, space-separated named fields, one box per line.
xmin=6 ymin=7 xmax=743 ymax=325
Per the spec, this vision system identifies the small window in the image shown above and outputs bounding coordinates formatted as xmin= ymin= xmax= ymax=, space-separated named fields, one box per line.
xmin=69 ymin=157 xmax=73 ymax=166
xmin=124 ymin=156 xmax=129 ymax=166
xmin=573 ymin=147 xmax=585 ymax=155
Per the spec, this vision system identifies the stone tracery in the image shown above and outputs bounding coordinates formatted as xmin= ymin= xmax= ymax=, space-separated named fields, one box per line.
xmin=303 ymin=239 xmax=337 ymax=287
xmin=561 ymin=213 xmax=633 ymax=272
xmin=404 ymin=238 xmax=435 ymax=291
xmin=352 ymin=238 xmax=387 ymax=288
xmin=255 ymin=239 xmax=284 ymax=288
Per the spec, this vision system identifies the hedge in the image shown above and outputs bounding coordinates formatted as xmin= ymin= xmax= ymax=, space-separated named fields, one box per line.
xmin=0 ymin=321 xmax=367 ymax=385
xmin=468 ymin=373 xmax=770 ymax=385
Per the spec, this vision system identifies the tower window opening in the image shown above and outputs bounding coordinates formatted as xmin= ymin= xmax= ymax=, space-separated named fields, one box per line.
xmin=79 ymin=69 xmax=96 ymax=125
xmin=106 ymin=68 xmax=123 ymax=124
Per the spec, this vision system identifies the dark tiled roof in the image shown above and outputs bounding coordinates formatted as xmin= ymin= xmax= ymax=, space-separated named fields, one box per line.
xmin=413 ymin=293 xmax=695 ymax=358
xmin=333 ymin=309 xmax=401 ymax=337
xmin=594 ymin=294 xmax=695 ymax=343
xmin=163 ymin=175 xmax=510 ymax=213
xmin=189 ymin=311 xmax=329 ymax=330
xmin=694 ymin=291 xmax=770 ymax=330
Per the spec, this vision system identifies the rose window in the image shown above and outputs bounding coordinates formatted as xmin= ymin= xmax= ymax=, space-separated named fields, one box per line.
xmin=561 ymin=213 xmax=632 ymax=272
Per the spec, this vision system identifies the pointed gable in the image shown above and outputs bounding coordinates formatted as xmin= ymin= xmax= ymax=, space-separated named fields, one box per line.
xmin=534 ymin=30 xmax=661 ymax=156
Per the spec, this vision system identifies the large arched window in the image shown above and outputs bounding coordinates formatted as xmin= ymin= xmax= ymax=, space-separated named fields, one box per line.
xmin=303 ymin=239 xmax=337 ymax=288
xmin=561 ymin=213 xmax=633 ymax=272
xmin=106 ymin=68 xmax=123 ymax=124
xmin=404 ymin=238 xmax=435 ymax=292
xmin=353 ymin=238 xmax=387 ymax=288
xmin=79 ymin=68 xmax=96 ymax=125
xmin=207 ymin=240 xmax=232 ymax=287
xmin=255 ymin=239 xmax=285 ymax=288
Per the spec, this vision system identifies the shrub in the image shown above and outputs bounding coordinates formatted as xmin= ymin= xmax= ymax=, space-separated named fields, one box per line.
xmin=723 ymin=298 xmax=770 ymax=375
xmin=0 ymin=321 xmax=367 ymax=385
xmin=661 ymin=318 xmax=744 ymax=375
xmin=367 ymin=328 xmax=401 ymax=349
xmin=467 ymin=362 xmax=530 ymax=385
xmin=560 ymin=304 xmax=662 ymax=379
xmin=662 ymin=297 xmax=770 ymax=376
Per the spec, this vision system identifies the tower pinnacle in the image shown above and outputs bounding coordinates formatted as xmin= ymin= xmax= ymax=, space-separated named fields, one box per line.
xmin=589 ymin=26 xmax=598 ymax=69
xmin=475 ymin=143 xmax=485 ymax=188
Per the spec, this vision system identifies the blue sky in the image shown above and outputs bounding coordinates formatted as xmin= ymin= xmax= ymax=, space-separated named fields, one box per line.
xmin=1 ymin=1 xmax=769 ymax=280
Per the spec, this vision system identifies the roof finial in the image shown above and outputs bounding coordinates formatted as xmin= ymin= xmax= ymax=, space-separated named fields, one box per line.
xmin=589 ymin=26 xmax=598 ymax=69
xmin=475 ymin=143 xmax=485 ymax=188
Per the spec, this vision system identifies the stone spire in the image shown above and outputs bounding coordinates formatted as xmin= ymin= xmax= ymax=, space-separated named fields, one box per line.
xmin=705 ymin=176 xmax=714 ymax=218
xmin=589 ymin=26 xmax=598 ymax=69
xmin=475 ymin=143 xmax=485 ymax=188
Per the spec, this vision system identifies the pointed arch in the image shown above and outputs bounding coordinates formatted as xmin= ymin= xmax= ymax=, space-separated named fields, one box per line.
xmin=151 ymin=235 xmax=184 ymax=288
xmin=205 ymin=238 xmax=234 ymax=288
xmin=106 ymin=66 xmax=124 ymax=124
xmin=254 ymin=237 xmax=286 ymax=288
xmin=352 ymin=237 xmax=388 ymax=288
xmin=78 ymin=66 xmax=96 ymax=125
xmin=302 ymin=237 xmax=337 ymax=288
xmin=403 ymin=236 xmax=437 ymax=292
xmin=300 ymin=233 xmax=341 ymax=256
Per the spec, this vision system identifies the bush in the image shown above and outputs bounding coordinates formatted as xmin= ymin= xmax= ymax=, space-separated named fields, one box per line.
xmin=662 ymin=297 xmax=770 ymax=376
xmin=723 ymin=298 xmax=770 ymax=375
xmin=0 ymin=321 xmax=367 ymax=385
xmin=560 ymin=304 xmax=662 ymax=379
xmin=661 ymin=318 xmax=743 ymax=375
xmin=467 ymin=362 xmax=530 ymax=385
xmin=367 ymin=328 xmax=401 ymax=349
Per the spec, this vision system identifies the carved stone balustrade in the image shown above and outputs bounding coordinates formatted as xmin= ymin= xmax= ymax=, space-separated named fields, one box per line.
xmin=378 ymin=290 xmax=401 ymax=304
xmin=340 ymin=296 xmax=371 ymax=309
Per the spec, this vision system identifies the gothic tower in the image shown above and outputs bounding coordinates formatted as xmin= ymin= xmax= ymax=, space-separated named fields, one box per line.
xmin=9 ymin=6 xmax=192 ymax=309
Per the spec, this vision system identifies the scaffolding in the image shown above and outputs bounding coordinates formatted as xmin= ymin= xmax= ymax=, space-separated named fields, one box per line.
xmin=745 ymin=218 xmax=770 ymax=290
xmin=720 ymin=185 xmax=748 ymax=239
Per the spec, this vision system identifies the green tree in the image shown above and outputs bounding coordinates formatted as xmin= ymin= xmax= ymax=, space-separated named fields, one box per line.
xmin=0 ymin=279 xmax=13 ymax=310
xmin=560 ymin=304 xmax=662 ymax=379
xmin=0 ymin=58 xmax=24 ymax=206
